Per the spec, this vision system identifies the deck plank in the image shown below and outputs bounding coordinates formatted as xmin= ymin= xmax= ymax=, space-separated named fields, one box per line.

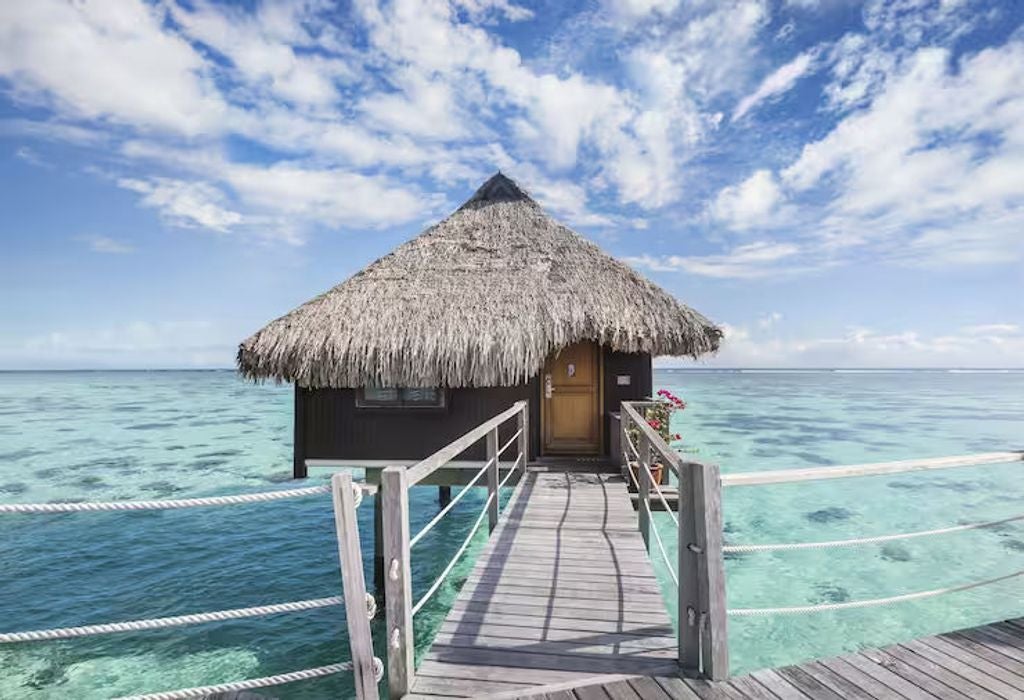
xmin=409 ymin=471 xmax=678 ymax=698
xmin=406 ymin=470 xmax=1024 ymax=699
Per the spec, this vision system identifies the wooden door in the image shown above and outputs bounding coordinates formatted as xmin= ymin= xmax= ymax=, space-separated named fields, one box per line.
xmin=542 ymin=341 xmax=601 ymax=454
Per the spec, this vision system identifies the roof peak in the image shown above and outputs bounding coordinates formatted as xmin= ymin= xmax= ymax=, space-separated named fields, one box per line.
xmin=459 ymin=172 xmax=535 ymax=210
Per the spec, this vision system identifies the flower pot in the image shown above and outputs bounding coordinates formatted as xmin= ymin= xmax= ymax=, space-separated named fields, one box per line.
xmin=628 ymin=461 xmax=664 ymax=490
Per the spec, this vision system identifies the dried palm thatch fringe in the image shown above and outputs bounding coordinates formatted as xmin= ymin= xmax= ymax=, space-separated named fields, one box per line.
xmin=238 ymin=173 xmax=722 ymax=389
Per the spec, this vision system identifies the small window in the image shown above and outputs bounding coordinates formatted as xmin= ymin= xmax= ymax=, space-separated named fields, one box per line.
xmin=357 ymin=387 xmax=446 ymax=409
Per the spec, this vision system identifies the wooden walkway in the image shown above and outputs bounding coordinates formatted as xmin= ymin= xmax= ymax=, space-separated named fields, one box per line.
xmin=510 ymin=617 xmax=1024 ymax=699
xmin=410 ymin=468 xmax=1024 ymax=699
xmin=410 ymin=470 xmax=679 ymax=698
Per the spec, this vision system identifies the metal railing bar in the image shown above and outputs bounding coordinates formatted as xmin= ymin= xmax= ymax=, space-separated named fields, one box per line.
xmin=412 ymin=492 xmax=496 ymax=616
xmin=409 ymin=458 xmax=494 ymax=549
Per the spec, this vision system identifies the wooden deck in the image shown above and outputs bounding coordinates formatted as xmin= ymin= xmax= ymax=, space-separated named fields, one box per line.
xmin=410 ymin=470 xmax=679 ymax=698
xmin=507 ymin=617 xmax=1024 ymax=699
xmin=410 ymin=467 xmax=1024 ymax=699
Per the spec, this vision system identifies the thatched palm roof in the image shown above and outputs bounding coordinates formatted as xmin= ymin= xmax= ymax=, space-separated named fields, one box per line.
xmin=238 ymin=173 xmax=721 ymax=388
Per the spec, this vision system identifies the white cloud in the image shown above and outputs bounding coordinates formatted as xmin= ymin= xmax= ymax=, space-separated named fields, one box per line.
xmin=602 ymin=0 xmax=681 ymax=21
xmin=14 ymin=146 xmax=48 ymax=168
xmin=454 ymin=0 xmax=534 ymax=22
xmin=710 ymin=169 xmax=784 ymax=230
xmin=221 ymin=163 xmax=438 ymax=231
xmin=626 ymin=241 xmax=801 ymax=278
xmin=680 ymin=322 xmax=1024 ymax=368
xmin=780 ymin=41 xmax=1024 ymax=265
xmin=962 ymin=324 xmax=1019 ymax=336
xmin=758 ymin=311 xmax=783 ymax=329
xmin=732 ymin=49 xmax=817 ymax=121
xmin=76 ymin=235 xmax=134 ymax=254
xmin=359 ymin=70 xmax=469 ymax=140
xmin=117 ymin=177 xmax=244 ymax=233
xmin=169 ymin=0 xmax=353 ymax=108
xmin=2 ymin=321 xmax=235 ymax=369
xmin=0 ymin=1 xmax=227 ymax=136
xmin=0 ymin=118 xmax=108 ymax=145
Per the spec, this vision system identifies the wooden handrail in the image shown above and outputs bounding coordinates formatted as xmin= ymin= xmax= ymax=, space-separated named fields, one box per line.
xmin=620 ymin=401 xmax=683 ymax=472
xmin=382 ymin=400 xmax=529 ymax=698
xmin=620 ymin=401 xmax=728 ymax=681
xmin=330 ymin=472 xmax=380 ymax=700
xmin=722 ymin=451 xmax=1023 ymax=487
xmin=405 ymin=401 xmax=527 ymax=486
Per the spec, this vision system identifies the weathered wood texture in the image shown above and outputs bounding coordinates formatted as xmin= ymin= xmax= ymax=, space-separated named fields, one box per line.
xmin=382 ymin=467 xmax=415 ymax=699
xmin=409 ymin=471 xmax=679 ymax=698
xmin=330 ymin=472 xmax=380 ymax=700
xmin=482 ymin=616 xmax=1024 ymax=700
xmin=293 ymin=349 xmax=652 ymax=475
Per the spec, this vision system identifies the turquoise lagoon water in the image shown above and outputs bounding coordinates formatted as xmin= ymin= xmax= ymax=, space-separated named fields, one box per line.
xmin=0 ymin=369 xmax=1021 ymax=698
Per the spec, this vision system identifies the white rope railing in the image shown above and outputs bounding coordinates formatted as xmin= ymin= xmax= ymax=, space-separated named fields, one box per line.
xmin=1 ymin=595 xmax=341 ymax=643
xmin=640 ymin=459 xmax=678 ymax=528
xmin=724 ymin=512 xmax=1024 ymax=553
xmin=0 ymin=484 xmax=341 ymax=514
xmin=497 ymin=453 xmax=524 ymax=491
xmin=498 ymin=429 xmax=523 ymax=457
xmin=0 ymin=590 xmax=378 ymax=644
xmin=114 ymin=658 xmax=385 ymax=700
xmin=410 ymin=458 xmax=493 ymax=549
xmin=729 ymin=569 xmax=1024 ymax=616
xmin=623 ymin=429 xmax=641 ymax=461
xmin=640 ymin=499 xmax=678 ymax=587
xmin=412 ymin=492 xmax=495 ymax=616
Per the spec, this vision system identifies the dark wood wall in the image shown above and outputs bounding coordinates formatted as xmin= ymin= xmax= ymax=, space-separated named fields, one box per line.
xmin=293 ymin=349 xmax=652 ymax=477
xmin=602 ymin=348 xmax=653 ymax=455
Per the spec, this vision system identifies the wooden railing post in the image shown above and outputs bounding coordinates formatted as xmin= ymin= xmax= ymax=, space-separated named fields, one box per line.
xmin=381 ymin=466 xmax=414 ymax=698
xmin=331 ymin=472 xmax=380 ymax=700
xmin=619 ymin=409 xmax=629 ymax=470
xmin=678 ymin=459 xmax=729 ymax=680
xmin=517 ymin=401 xmax=528 ymax=465
xmin=637 ymin=432 xmax=651 ymax=551
xmin=486 ymin=428 xmax=499 ymax=532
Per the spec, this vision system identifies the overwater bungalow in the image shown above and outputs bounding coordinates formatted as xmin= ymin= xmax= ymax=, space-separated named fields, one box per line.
xmin=238 ymin=173 xmax=721 ymax=479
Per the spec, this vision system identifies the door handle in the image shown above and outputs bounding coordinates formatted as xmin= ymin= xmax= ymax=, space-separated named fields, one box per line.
xmin=544 ymin=374 xmax=553 ymax=399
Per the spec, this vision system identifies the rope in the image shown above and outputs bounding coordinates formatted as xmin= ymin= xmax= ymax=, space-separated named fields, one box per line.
xmin=724 ymin=512 xmax=1024 ymax=553
xmin=623 ymin=431 xmax=641 ymax=461
xmin=640 ymin=459 xmax=679 ymax=528
xmin=0 ymin=485 xmax=338 ymax=514
xmin=498 ymin=453 xmax=524 ymax=491
xmin=410 ymin=458 xmax=492 ymax=548
xmin=641 ymin=499 xmax=678 ymax=587
xmin=625 ymin=459 xmax=641 ymax=489
xmin=113 ymin=658 xmax=384 ymax=700
xmin=0 ymin=595 xmax=357 ymax=643
xmin=412 ymin=492 xmax=495 ymax=616
xmin=498 ymin=429 xmax=523 ymax=457
xmin=729 ymin=569 xmax=1024 ymax=616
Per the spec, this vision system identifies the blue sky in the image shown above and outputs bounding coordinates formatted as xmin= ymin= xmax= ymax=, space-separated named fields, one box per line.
xmin=1 ymin=0 xmax=1022 ymax=369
